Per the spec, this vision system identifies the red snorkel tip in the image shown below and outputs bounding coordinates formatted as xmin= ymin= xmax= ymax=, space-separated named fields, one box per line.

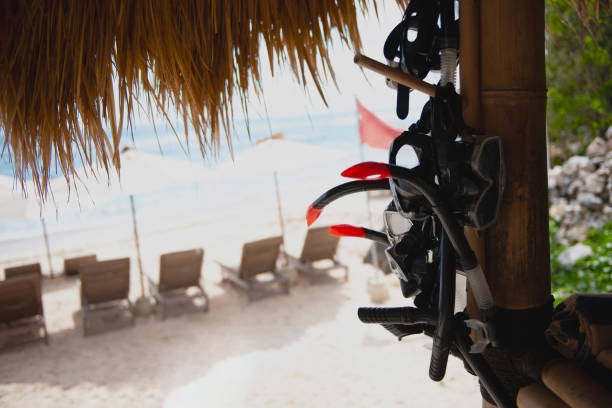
xmin=306 ymin=205 xmax=322 ymax=226
xmin=341 ymin=162 xmax=391 ymax=180
xmin=328 ymin=224 xmax=366 ymax=238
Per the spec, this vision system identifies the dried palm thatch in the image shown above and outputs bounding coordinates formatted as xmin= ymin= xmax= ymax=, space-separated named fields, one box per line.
xmin=0 ymin=0 xmax=390 ymax=197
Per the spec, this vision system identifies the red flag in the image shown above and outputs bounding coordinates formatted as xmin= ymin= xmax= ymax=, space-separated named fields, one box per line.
xmin=356 ymin=100 xmax=402 ymax=149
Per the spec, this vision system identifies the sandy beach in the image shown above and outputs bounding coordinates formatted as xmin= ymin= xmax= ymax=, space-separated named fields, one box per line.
xmin=0 ymin=191 xmax=481 ymax=407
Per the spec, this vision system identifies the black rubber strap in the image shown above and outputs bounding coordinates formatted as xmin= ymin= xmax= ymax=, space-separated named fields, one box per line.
xmin=358 ymin=307 xmax=437 ymax=326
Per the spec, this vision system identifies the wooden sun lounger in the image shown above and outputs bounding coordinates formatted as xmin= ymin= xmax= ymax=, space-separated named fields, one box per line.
xmin=4 ymin=262 xmax=42 ymax=280
xmin=0 ymin=274 xmax=48 ymax=348
xmin=64 ymin=255 xmax=97 ymax=276
xmin=148 ymin=248 xmax=209 ymax=319
xmin=79 ymin=258 xmax=134 ymax=336
xmin=218 ymin=236 xmax=289 ymax=301
xmin=288 ymin=226 xmax=348 ymax=282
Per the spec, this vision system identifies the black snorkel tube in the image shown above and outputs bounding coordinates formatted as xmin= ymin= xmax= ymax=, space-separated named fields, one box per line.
xmin=341 ymin=161 xmax=495 ymax=316
xmin=306 ymin=179 xmax=390 ymax=226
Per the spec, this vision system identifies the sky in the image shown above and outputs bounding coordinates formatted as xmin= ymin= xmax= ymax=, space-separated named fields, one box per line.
xmin=124 ymin=1 xmax=433 ymax=130
xmin=2 ymin=1 xmax=437 ymax=179
xmin=242 ymin=1 xmax=432 ymax=124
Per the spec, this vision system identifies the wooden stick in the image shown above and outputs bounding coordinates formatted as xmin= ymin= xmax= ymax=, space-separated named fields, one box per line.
xmin=517 ymin=383 xmax=569 ymax=408
xmin=541 ymin=359 xmax=612 ymax=408
xmin=353 ymin=53 xmax=436 ymax=97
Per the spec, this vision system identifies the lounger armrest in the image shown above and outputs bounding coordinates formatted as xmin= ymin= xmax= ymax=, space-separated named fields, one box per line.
xmin=284 ymin=253 xmax=307 ymax=270
xmin=216 ymin=261 xmax=252 ymax=290
xmin=215 ymin=261 xmax=233 ymax=273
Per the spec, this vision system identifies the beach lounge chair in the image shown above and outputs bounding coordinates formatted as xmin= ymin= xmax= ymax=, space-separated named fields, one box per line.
xmin=4 ymin=262 xmax=42 ymax=280
xmin=289 ymin=226 xmax=348 ymax=282
xmin=218 ymin=236 xmax=289 ymax=301
xmin=64 ymin=255 xmax=97 ymax=276
xmin=148 ymin=248 xmax=209 ymax=319
xmin=79 ymin=258 xmax=134 ymax=336
xmin=0 ymin=274 xmax=48 ymax=348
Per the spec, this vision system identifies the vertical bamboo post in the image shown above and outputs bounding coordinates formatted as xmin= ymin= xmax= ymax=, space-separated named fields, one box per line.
xmin=462 ymin=2 xmax=550 ymax=405
xmin=479 ymin=1 xmax=550 ymax=310
xmin=459 ymin=0 xmax=486 ymax=318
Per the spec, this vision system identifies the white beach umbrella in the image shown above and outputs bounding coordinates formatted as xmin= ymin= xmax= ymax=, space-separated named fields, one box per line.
xmin=217 ymin=136 xmax=348 ymax=242
xmin=1 ymin=147 xmax=209 ymax=288
xmin=0 ymin=176 xmax=60 ymax=276
xmin=55 ymin=146 xmax=210 ymax=298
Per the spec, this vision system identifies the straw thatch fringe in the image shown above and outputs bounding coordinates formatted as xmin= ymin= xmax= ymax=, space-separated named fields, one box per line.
xmin=0 ymin=0 xmax=387 ymax=198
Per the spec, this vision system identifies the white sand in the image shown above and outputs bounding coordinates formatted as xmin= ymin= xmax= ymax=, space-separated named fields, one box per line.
xmin=0 ymin=196 xmax=481 ymax=407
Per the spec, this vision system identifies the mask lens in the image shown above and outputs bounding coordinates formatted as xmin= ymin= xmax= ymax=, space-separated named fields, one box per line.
xmin=384 ymin=210 xmax=413 ymax=239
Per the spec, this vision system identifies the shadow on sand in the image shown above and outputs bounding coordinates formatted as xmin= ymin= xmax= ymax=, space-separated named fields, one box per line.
xmin=0 ymin=277 xmax=348 ymax=395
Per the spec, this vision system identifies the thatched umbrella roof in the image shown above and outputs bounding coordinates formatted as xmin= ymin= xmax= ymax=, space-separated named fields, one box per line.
xmin=0 ymin=0 xmax=404 ymax=197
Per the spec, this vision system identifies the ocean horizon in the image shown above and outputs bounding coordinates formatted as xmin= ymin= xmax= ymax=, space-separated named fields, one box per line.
xmin=0 ymin=109 xmax=418 ymax=250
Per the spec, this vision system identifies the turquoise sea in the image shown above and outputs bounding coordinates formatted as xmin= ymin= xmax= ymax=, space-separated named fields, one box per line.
xmin=0 ymin=109 xmax=417 ymax=247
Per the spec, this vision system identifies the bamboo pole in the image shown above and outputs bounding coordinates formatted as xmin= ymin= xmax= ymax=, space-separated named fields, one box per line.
xmin=41 ymin=219 xmax=54 ymax=278
xmin=596 ymin=349 xmax=612 ymax=371
xmin=467 ymin=2 xmax=550 ymax=406
xmin=459 ymin=0 xmax=486 ymax=321
xmin=273 ymin=171 xmax=286 ymax=246
xmin=479 ymin=0 xmax=550 ymax=310
xmin=541 ymin=360 xmax=612 ymax=408
xmin=517 ymin=383 xmax=569 ymax=408
xmin=130 ymin=195 xmax=145 ymax=298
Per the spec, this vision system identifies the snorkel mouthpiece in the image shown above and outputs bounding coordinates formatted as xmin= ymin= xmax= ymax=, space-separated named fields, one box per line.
xmin=341 ymin=162 xmax=391 ymax=180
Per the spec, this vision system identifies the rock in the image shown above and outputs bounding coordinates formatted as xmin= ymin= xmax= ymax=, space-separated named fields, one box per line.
xmin=583 ymin=172 xmax=606 ymax=194
xmin=577 ymin=192 xmax=603 ymax=210
xmin=564 ymin=224 xmax=589 ymax=244
xmin=549 ymin=143 xmax=566 ymax=163
xmin=568 ymin=179 xmax=582 ymax=197
xmin=557 ymin=243 xmax=593 ymax=266
xmin=591 ymin=156 xmax=605 ymax=168
xmin=587 ymin=216 xmax=607 ymax=231
xmin=569 ymin=142 xmax=582 ymax=155
xmin=562 ymin=156 xmax=595 ymax=176
xmin=604 ymin=205 xmax=612 ymax=216
xmin=549 ymin=201 xmax=569 ymax=218
xmin=596 ymin=166 xmax=610 ymax=178
xmin=586 ymin=137 xmax=607 ymax=158
xmin=548 ymin=165 xmax=563 ymax=189
xmin=608 ymin=137 xmax=612 ymax=152
xmin=606 ymin=126 xmax=612 ymax=140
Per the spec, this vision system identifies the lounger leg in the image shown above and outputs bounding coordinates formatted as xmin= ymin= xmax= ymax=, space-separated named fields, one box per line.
xmin=82 ymin=308 xmax=89 ymax=337
xmin=199 ymin=286 xmax=210 ymax=313
xmin=128 ymin=300 xmax=136 ymax=326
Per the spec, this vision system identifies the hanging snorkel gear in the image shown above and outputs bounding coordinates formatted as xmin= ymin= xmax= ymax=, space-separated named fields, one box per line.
xmin=305 ymin=1 xmax=513 ymax=406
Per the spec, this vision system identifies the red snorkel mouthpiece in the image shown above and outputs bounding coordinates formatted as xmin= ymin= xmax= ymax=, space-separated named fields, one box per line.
xmin=306 ymin=205 xmax=322 ymax=226
xmin=329 ymin=224 xmax=367 ymax=238
xmin=341 ymin=162 xmax=391 ymax=180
